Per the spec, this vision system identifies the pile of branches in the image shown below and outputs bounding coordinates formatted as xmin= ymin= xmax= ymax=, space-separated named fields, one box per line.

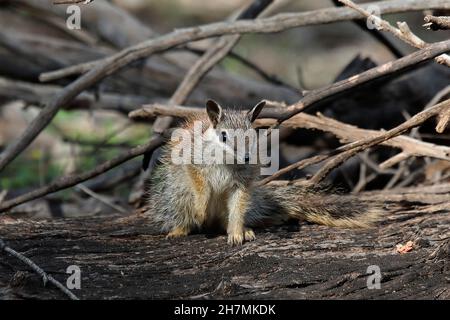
xmin=0 ymin=0 xmax=449 ymax=300
xmin=0 ymin=0 xmax=449 ymax=213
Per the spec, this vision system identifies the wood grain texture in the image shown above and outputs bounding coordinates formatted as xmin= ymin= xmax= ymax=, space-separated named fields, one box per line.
xmin=0 ymin=188 xmax=448 ymax=300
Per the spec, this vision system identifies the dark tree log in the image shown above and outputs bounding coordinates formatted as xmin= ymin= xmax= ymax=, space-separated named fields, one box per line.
xmin=0 ymin=188 xmax=448 ymax=300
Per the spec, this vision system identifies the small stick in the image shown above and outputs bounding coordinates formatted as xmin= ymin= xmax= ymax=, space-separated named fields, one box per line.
xmin=332 ymin=0 xmax=403 ymax=58
xmin=256 ymin=155 xmax=327 ymax=186
xmin=0 ymin=190 xmax=7 ymax=205
xmin=384 ymin=161 xmax=408 ymax=190
xmin=0 ymin=239 xmax=79 ymax=300
xmin=424 ymin=15 xmax=450 ymax=30
xmin=76 ymin=184 xmax=128 ymax=214
xmin=53 ymin=0 xmax=93 ymax=4
xmin=339 ymin=0 xmax=450 ymax=67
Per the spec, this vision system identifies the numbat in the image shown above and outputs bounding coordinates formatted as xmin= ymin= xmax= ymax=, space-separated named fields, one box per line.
xmin=144 ymin=100 xmax=381 ymax=245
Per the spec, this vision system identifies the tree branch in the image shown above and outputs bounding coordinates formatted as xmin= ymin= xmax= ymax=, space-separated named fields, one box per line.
xmin=39 ymin=0 xmax=450 ymax=82
xmin=424 ymin=15 xmax=450 ymax=30
xmin=339 ymin=0 xmax=450 ymax=67
xmin=0 ymin=137 xmax=164 ymax=213
xmin=131 ymin=101 xmax=450 ymax=171
xmin=307 ymin=98 xmax=450 ymax=185
xmin=275 ymin=39 xmax=450 ymax=122
xmin=8 ymin=0 xmax=440 ymax=174
xmin=132 ymin=40 xmax=450 ymax=124
xmin=143 ymin=0 xmax=277 ymax=171
xmin=331 ymin=0 xmax=403 ymax=58
xmin=0 ymin=239 xmax=79 ymax=300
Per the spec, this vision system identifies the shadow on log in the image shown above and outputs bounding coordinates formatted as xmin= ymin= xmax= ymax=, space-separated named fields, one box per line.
xmin=0 ymin=188 xmax=449 ymax=300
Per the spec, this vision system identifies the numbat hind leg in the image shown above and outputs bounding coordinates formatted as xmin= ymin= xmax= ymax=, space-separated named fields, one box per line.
xmin=166 ymin=226 xmax=190 ymax=239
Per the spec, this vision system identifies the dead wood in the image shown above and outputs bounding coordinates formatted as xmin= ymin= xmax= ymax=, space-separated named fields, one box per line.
xmin=144 ymin=0 xmax=277 ymax=172
xmin=131 ymin=102 xmax=450 ymax=167
xmin=424 ymin=15 xmax=450 ymax=30
xmin=340 ymin=0 xmax=450 ymax=66
xmin=307 ymin=98 xmax=450 ymax=185
xmin=40 ymin=0 xmax=450 ymax=82
xmin=0 ymin=136 xmax=164 ymax=213
xmin=0 ymin=187 xmax=448 ymax=299
xmin=0 ymin=27 xmax=298 ymax=108
xmin=132 ymin=40 xmax=450 ymax=126
xmin=0 ymin=77 xmax=148 ymax=114
xmin=0 ymin=0 xmax=449 ymax=301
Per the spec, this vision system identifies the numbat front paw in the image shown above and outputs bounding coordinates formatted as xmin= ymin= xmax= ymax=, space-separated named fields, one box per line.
xmin=243 ymin=228 xmax=256 ymax=241
xmin=166 ymin=227 xmax=189 ymax=239
xmin=227 ymin=228 xmax=256 ymax=246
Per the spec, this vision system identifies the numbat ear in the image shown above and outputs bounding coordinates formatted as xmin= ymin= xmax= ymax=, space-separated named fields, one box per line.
xmin=206 ymin=99 xmax=223 ymax=127
xmin=247 ymin=100 xmax=266 ymax=123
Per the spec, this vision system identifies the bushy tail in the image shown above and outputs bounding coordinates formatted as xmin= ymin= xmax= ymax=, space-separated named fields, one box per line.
xmin=247 ymin=183 xmax=382 ymax=228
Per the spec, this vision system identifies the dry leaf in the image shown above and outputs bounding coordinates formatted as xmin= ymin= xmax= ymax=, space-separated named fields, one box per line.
xmin=396 ymin=241 xmax=414 ymax=254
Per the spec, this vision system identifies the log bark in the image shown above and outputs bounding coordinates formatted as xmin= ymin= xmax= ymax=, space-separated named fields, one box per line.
xmin=0 ymin=188 xmax=448 ymax=300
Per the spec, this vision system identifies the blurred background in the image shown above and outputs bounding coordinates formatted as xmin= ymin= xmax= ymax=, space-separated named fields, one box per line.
xmin=0 ymin=0 xmax=449 ymax=218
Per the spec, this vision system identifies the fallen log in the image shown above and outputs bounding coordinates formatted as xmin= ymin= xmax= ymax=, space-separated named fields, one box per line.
xmin=0 ymin=188 xmax=448 ymax=300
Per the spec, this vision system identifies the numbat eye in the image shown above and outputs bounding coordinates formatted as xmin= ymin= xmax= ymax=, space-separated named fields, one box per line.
xmin=221 ymin=131 xmax=227 ymax=142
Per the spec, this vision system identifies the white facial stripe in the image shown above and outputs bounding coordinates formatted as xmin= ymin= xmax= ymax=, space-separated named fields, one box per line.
xmin=204 ymin=127 xmax=218 ymax=142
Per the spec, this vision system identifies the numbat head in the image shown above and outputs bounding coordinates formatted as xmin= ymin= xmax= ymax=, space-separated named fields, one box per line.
xmin=203 ymin=99 xmax=266 ymax=165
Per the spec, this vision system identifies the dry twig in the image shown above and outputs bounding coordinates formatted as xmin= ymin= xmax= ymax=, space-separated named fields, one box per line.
xmin=40 ymin=0 xmax=450 ymax=82
xmin=132 ymin=40 xmax=450 ymax=125
xmin=8 ymin=0 xmax=439 ymax=175
xmin=53 ymin=0 xmax=93 ymax=4
xmin=130 ymin=103 xmax=450 ymax=166
xmin=339 ymin=0 xmax=450 ymax=67
xmin=424 ymin=15 xmax=450 ymax=30
xmin=307 ymin=98 xmax=450 ymax=185
xmin=331 ymin=0 xmax=403 ymax=58
xmin=0 ymin=239 xmax=79 ymax=300
xmin=266 ymin=40 xmax=450 ymax=122
xmin=76 ymin=184 xmax=128 ymax=214
xmin=0 ymin=137 xmax=164 ymax=213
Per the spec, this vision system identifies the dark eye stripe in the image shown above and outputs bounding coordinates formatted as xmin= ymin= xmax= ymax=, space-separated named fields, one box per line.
xmin=221 ymin=131 xmax=227 ymax=142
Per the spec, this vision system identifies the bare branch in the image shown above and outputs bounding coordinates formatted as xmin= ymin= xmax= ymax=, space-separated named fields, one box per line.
xmin=267 ymin=113 xmax=450 ymax=165
xmin=308 ymin=98 xmax=450 ymax=185
xmin=331 ymin=0 xmax=403 ymax=58
xmin=76 ymin=184 xmax=128 ymax=214
xmin=0 ymin=77 xmax=147 ymax=114
xmin=279 ymin=40 xmax=450 ymax=122
xmin=0 ymin=137 xmax=164 ymax=213
xmin=53 ymin=0 xmax=93 ymax=4
xmin=132 ymin=102 xmax=450 ymax=169
xmin=132 ymin=40 xmax=450 ymax=124
xmin=0 ymin=239 xmax=79 ymax=300
xmin=40 ymin=0 xmax=450 ymax=82
xmin=424 ymin=15 xmax=450 ymax=30
xmin=9 ymin=0 xmax=441 ymax=174
xmin=339 ymin=0 xmax=450 ymax=67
